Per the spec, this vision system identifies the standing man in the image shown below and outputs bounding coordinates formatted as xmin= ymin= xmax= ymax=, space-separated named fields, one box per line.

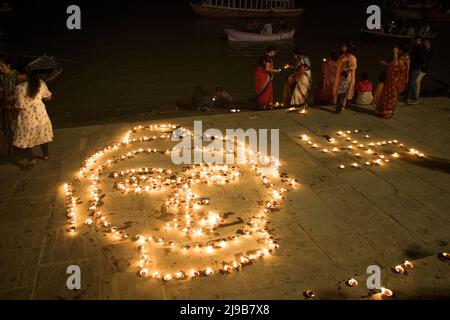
xmin=407 ymin=37 xmax=426 ymax=105
xmin=416 ymin=39 xmax=432 ymax=101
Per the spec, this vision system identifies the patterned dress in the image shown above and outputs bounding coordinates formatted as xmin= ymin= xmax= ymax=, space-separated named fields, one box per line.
xmin=12 ymin=81 xmax=53 ymax=149
xmin=375 ymin=62 xmax=408 ymax=119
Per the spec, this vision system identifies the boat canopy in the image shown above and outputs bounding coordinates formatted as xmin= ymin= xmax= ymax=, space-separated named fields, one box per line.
xmin=200 ymin=0 xmax=297 ymax=9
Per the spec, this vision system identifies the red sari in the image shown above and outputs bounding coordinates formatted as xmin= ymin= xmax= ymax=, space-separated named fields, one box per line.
xmin=314 ymin=59 xmax=338 ymax=105
xmin=375 ymin=62 xmax=408 ymax=118
xmin=254 ymin=57 xmax=274 ymax=107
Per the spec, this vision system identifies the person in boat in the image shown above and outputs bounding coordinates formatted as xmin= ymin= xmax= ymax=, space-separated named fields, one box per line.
xmin=290 ymin=64 xmax=312 ymax=112
xmin=418 ymin=24 xmax=431 ymax=38
xmin=12 ymin=75 xmax=53 ymax=168
xmin=373 ymin=73 xmax=386 ymax=106
xmin=254 ymin=46 xmax=278 ymax=110
xmin=354 ymin=72 xmax=374 ymax=106
xmin=261 ymin=21 xmax=273 ymax=35
xmin=282 ymin=49 xmax=312 ymax=107
xmin=245 ymin=19 xmax=259 ymax=33
xmin=192 ymin=86 xmax=214 ymax=110
xmin=406 ymin=36 xmax=426 ymax=105
xmin=314 ymin=52 xmax=339 ymax=106
xmin=406 ymin=26 xmax=416 ymax=37
xmin=279 ymin=19 xmax=288 ymax=32
xmin=213 ymin=86 xmax=233 ymax=108
xmin=0 ymin=60 xmax=27 ymax=155
xmin=375 ymin=47 xmax=410 ymax=119
xmin=332 ymin=42 xmax=357 ymax=107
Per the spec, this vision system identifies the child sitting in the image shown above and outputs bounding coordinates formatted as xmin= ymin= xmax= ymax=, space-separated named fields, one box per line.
xmin=373 ymin=73 xmax=386 ymax=106
xmin=213 ymin=86 xmax=233 ymax=108
xmin=336 ymin=71 xmax=349 ymax=113
xmin=355 ymin=72 xmax=374 ymax=106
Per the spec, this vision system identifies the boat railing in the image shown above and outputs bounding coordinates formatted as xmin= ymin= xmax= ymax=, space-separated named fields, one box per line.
xmin=201 ymin=0 xmax=296 ymax=10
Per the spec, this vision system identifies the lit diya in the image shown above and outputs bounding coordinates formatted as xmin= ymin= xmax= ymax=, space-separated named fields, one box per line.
xmin=381 ymin=287 xmax=394 ymax=297
xmin=404 ymin=260 xmax=414 ymax=269
xmin=346 ymin=278 xmax=359 ymax=287
xmin=303 ymin=290 xmax=315 ymax=299
xmin=393 ymin=265 xmax=405 ymax=274
xmin=439 ymin=252 xmax=450 ymax=261
xmin=139 ymin=269 xmax=149 ymax=277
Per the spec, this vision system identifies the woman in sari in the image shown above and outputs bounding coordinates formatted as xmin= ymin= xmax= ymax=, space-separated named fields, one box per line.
xmin=314 ymin=52 xmax=339 ymax=106
xmin=254 ymin=46 xmax=277 ymax=110
xmin=375 ymin=47 xmax=409 ymax=119
xmin=332 ymin=43 xmax=357 ymax=106
xmin=290 ymin=64 xmax=311 ymax=110
xmin=282 ymin=49 xmax=311 ymax=107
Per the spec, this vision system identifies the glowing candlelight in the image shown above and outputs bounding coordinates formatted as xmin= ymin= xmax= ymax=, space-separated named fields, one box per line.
xmin=381 ymin=287 xmax=394 ymax=297
xmin=347 ymin=279 xmax=358 ymax=287
xmin=139 ymin=269 xmax=149 ymax=277
xmin=205 ymin=267 xmax=214 ymax=276
xmin=163 ymin=274 xmax=173 ymax=282
xmin=394 ymin=265 xmax=405 ymax=274
xmin=440 ymin=252 xmax=450 ymax=260
xmin=189 ymin=270 xmax=200 ymax=278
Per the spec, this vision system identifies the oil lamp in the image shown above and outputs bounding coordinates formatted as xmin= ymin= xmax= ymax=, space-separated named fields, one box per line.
xmin=394 ymin=265 xmax=405 ymax=274
xmin=139 ymin=269 xmax=149 ymax=277
xmin=347 ymin=279 xmax=358 ymax=287
xmin=381 ymin=287 xmax=394 ymax=297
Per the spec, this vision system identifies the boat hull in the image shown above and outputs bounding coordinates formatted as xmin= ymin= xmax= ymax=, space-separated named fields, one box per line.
xmin=225 ymin=28 xmax=295 ymax=42
xmin=360 ymin=29 xmax=438 ymax=42
xmin=26 ymin=56 xmax=63 ymax=83
xmin=392 ymin=8 xmax=450 ymax=23
xmin=191 ymin=3 xmax=304 ymax=18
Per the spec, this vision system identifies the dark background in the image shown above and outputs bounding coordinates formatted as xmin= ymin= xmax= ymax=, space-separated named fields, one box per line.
xmin=1 ymin=0 xmax=449 ymax=127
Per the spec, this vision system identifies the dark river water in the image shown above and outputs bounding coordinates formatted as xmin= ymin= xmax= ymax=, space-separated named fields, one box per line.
xmin=1 ymin=0 xmax=449 ymax=127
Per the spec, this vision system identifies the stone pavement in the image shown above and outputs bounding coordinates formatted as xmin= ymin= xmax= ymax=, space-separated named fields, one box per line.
xmin=0 ymin=98 xmax=449 ymax=300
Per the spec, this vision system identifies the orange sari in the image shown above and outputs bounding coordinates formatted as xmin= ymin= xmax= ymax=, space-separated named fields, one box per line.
xmin=314 ymin=59 xmax=338 ymax=105
xmin=332 ymin=53 xmax=357 ymax=104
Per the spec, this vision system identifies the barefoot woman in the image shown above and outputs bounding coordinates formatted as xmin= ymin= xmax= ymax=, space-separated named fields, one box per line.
xmin=12 ymin=75 xmax=53 ymax=167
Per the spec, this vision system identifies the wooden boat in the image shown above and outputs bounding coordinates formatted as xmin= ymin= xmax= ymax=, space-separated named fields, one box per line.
xmin=392 ymin=8 xmax=450 ymax=23
xmin=404 ymin=2 xmax=437 ymax=10
xmin=25 ymin=55 xmax=63 ymax=83
xmin=0 ymin=3 xmax=12 ymax=14
xmin=191 ymin=0 xmax=304 ymax=18
xmin=225 ymin=28 xmax=295 ymax=41
xmin=360 ymin=29 xmax=438 ymax=41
